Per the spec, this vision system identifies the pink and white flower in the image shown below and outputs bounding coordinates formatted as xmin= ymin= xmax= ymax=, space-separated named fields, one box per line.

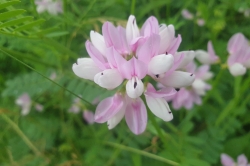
xmin=197 ymin=19 xmax=205 ymax=26
xmin=83 ymin=111 xmax=95 ymax=124
xmin=16 ymin=93 xmax=44 ymax=115
xmin=195 ymin=41 xmax=219 ymax=64
xmin=73 ymin=15 xmax=196 ymax=134
xmin=168 ymin=61 xmax=213 ymax=110
xmin=227 ymin=33 xmax=250 ymax=76
xmin=221 ymin=153 xmax=250 ymax=166
xmin=35 ymin=0 xmax=63 ymax=15
xmin=68 ymin=98 xmax=81 ymax=113
xmin=181 ymin=9 xmax=194 ymax=20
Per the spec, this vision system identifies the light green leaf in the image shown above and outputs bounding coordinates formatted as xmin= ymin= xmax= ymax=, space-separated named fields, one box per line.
xmin=0 ymin=16 xmax=33 ymax=28
xmin=0 ymin=1 xmax=20 ymax=10
xmin=14 ymin=19 xmax=45 ymax=32
xmin=0 ymin=9 xmax=26 ymax=21
xmin=45 ymin=31 xmax=69 ymax=37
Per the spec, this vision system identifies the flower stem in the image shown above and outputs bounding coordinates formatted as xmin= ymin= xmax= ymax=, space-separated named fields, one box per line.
xmin=0 ymin=113 xmax=41 ymax=156
xmin=105 ymin=141 xmax=179 ymax=166
xmin=130 ymin=0 xmax=136 ymax=15
xmin=0 ymin=48 xmax=94 ymax=109
xmin=215 ymin=76 xmax=250 ymax=126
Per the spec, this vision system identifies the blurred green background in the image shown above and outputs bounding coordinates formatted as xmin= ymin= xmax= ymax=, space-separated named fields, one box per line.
xmin=0 ymin=0 xmax=250 ymax=165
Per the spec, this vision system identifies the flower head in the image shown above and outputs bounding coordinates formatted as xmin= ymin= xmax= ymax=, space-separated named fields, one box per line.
xmin=16 ymin=93 xmax=32 ymax=116
xmin=72 ymin=15 xmax=196 ymax=134
xmin=16 ymin=93 xmax=43 ymax=115
xmin=35 ymin=0 xmax=63 ymax=15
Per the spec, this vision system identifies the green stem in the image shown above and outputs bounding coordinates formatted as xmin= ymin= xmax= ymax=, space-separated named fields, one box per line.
xmin=215 ymin=76 xmax=250 ymax=126
xmin=30 ymin=0 xmax=39 ymax=18
xmin=0 ymin=48 xmax=94 ymax=109
xmin=234 ymin=76 xmax=242 ymax=97
xmin=130 ymin=0 xmax=136 ymax=15
xmin=105 ymin=142 xmax=179 ymax=166
xmin=148 ymin=111 xmax=179 ymax=148
xmin=1 ymin=113 xmax=41 ymax=156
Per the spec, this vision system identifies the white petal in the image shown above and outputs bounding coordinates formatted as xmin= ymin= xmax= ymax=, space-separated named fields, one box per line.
xmin=159 ymin=24 xmax=166 ymax=32
xmin=90 ymin=31 xmax=107 ymax=56
xmin=126 ymin=77 xmax=144 ymax=98
xmin=195 ymin=50 xmax=210 ymax=64
xmin=145 ymin=96 xmax=173 ymax=121
xmin=229 ymin=63 xmax=247 ymax=76
xmin=148 ymin=54 xmax=174 ymax=75
xmin=21 ymin=105 xmax=31 ymax=116
xmin=192 ymin=79 xmax=206 ymax=95
xmin=94 ymin=69 xmax=123 ymax=89
xmin=200 ymin=71 xmax=213 ymax=80
xmin=126 ymin=15 xmax=140 ymax=44
xmin=72 ymin=58 xmax=102 ymax=80
xmin=158 ymin=71 xmax=195 ymax=88
xmin=107 ymin=105 xmax=126 ymax=129
xmin=176 ymin=51 xmax=195 ymax=69
xmin=158 ymin=24 xmax=175 ymax=54
xmin=243 ymin=58 xmax=250 ymax=68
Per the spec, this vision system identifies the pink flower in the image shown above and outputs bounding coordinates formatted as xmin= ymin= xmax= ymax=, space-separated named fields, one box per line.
xmin=195 ymin=41 xmax=219 ymax=64
xmin=94 ymin=93 xmax=148 ymax=135
xmin=16 ymin=93 xmax=43 ymax=115
xmin=49 ymin=72 xmax=57 ymax=80
xmin=35 ymin=103 xmax=44 ymax=112
xmin=73 ymin=15 xmax=196 ymax=134
xmin=227 ymin=33 xmax=250 ymax=76
xmin=83 ymin=111 xmax=95 ymax=124
xmin=181 ymin=9 xmax=194 ymax=20
xmin=221 ymin=153 xmax=250 ymax=166
xmin=197 ymin=19 xmax=205 ymax=26
xmin=16 ymin=93 xmax=32 ymax=116
xmin=168 ymin=62 xmax=212 ymax=110
xmin=68 ymin=98 xmax=81 ymax=113
xmin=35 ymin=0 xmax=63 ymax=15
xmin=73 ymin=15 xmax=195 ymax=94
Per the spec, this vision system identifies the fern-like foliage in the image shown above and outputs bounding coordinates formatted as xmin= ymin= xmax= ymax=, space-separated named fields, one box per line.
xmin=0 ymin=0 xmax=65 ymax=39
xmin=2 ymin=71 xmax=115 ymax=104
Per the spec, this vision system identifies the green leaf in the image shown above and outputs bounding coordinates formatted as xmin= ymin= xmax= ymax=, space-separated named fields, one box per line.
xmin=0 ymin=16 xmax=33 ymax=29
xmin=0 ymin=9 xmax=26 ymax=21
xmin=14 ymin=19 xmax=45 ymax=32
xmin=45 ymin=31 xmax=69 ymax=37
xmin=35 ymin=27 xmax=59 ymax=35
xmin=0 ymin=1 xmax=20 ymax=10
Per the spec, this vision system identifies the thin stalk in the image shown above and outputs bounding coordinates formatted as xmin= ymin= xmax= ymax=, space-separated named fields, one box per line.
xmin=0 ymin=48 xmax=94 ymax=108
xmin=105 ymin=142 xmax=179 ymax=166
xmin=1 ymin=113 xmax=41 ymax=156
xmin=215 ymin=76 xmax=250 ymax=126
xmin=130 ymin=0 xmax=136 ymax=15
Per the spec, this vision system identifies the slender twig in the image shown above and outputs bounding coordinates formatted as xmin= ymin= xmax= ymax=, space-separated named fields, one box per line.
xmin=105 ymin=142 xmax=179 ymax=165
xmin=0 ymin=48 xmax=94 ymax=108
xmin=1 ymin=113 xmax=41 ymax=156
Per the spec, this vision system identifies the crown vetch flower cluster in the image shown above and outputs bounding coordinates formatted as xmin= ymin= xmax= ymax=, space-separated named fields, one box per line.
xmin=73 ymin=15 xmax=196 ymax=134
